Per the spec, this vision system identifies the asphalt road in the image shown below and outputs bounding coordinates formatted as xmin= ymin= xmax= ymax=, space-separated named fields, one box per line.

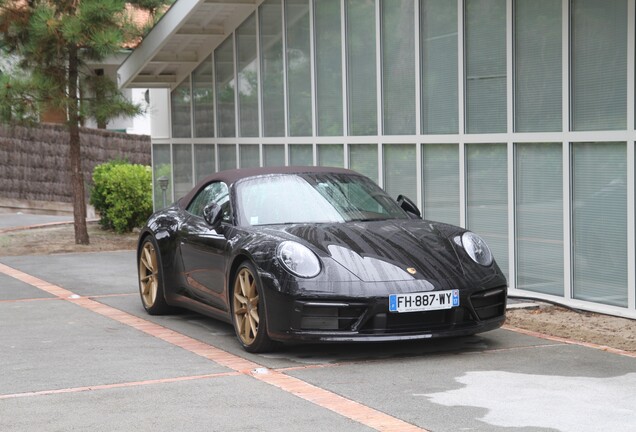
xmin=1 ymin=243 xmax=636 ymax=430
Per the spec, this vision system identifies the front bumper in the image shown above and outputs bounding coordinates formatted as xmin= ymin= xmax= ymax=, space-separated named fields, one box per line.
xmin=264 ymin=283 xmax=507 ymax=343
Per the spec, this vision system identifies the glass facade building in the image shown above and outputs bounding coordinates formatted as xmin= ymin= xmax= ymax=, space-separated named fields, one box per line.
xmin=148 ymin=0 xmax=636 ymax=319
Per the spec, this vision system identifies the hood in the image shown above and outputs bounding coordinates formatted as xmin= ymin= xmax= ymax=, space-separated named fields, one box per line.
xmin=274 ymin=220 xmax=465 ymax=283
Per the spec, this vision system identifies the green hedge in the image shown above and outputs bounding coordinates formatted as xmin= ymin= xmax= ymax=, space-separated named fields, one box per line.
xmin=90 ymin=160 xmax=153 ymax=233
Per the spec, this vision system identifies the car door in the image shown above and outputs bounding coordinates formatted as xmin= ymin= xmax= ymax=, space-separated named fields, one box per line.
xmin=178 ymin=181 xmax=232 ymax=311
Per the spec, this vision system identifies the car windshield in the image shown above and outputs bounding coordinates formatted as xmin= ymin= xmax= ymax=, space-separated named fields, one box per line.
xmin=236 ymin=173 xmax=408 ymax=226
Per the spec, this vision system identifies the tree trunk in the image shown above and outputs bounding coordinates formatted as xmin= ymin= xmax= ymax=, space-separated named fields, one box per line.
xmin=68 ymin=44 xmax=89 ymax=245
xmin=95 ymin=70 xmax=107 ymax=129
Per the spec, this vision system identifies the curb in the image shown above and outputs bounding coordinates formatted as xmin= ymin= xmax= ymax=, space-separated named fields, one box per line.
xmin=0 ymin=218 xmax=100 ymax=234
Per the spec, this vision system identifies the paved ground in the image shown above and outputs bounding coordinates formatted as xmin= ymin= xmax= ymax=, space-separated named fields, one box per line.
xmin=1 ymin=217 xmax=635 ymax=431
xmin=0 ymin=213 xmax=73 ymax=231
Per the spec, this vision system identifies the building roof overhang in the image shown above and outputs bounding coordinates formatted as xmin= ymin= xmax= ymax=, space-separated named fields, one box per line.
xmin=117 ymin=0 xmax=262 ymax=89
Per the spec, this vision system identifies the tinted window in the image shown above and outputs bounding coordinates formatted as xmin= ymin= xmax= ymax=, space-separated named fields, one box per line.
xmin=186 ymin=182 xmax=232 ymax=222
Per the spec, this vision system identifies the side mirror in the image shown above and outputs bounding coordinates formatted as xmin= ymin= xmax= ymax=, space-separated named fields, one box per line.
xmin=397 ymin=195 xmax=422 ymax=219
xmin=203 ymin=202 xmax=224 ymax=229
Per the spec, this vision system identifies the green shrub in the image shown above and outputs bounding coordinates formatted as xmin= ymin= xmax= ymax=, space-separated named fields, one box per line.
xmin=90 ymin=161 xmax=153 ymax=233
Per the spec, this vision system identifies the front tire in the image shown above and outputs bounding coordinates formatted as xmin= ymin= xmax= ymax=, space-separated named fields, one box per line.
xmin=232 ymin=262 xmax=274 ymax=353
xmin=138 ymin=236 xmax=172 ymax=315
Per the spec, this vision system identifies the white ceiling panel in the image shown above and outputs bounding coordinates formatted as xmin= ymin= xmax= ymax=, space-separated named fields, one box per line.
xmin=118 ymin=0 xmax=262 ymax=89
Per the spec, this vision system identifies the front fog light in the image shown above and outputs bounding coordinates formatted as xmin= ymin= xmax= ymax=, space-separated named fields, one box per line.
xmin=277 ymin=241 xmax=321 ymax=278
xmin=461 ymin=232 xmax=493 ymax=266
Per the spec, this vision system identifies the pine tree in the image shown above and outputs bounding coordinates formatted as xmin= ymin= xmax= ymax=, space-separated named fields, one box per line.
xmin=0 ymin=0 xmax=169 ymax=244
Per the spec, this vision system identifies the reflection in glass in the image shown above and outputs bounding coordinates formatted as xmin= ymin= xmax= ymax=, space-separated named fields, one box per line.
xmin=240 ymin=144 xmax=260 ymax=168
xmin=571 ymin=0 xmax=627 ymax=131
xmin=383 ymin=144 xmax=416 ymax=201
xmin=349 ymin=144 xmax=378 ymax=184
xmin=171 ymin=78 xmax=191 ymax=138
xmin=260 ymin=0 xmax=285 ymax=137
xmin=572 ymin=142 xmax=626 ymax=306
xmin=318 ymin=144 xmax=344 ymax=167
xmin=422 ymin=144 xmax=459 ymax=225
xmin=346 ymin=0 xmax=377 ymax=136
xmin=195 ymin=144 xmax=216 ymax=182
xmin=515 ymin=143 xmax=563 ymax=296
xmin=215 ymin=37 xmax=236 ymax=137
xmin=421 ymin=0 xmax=458 ymax=134
xmin=192 ymin=56 xmax=214 ymax=138
xmin=286 ymin=0 xmax=312 ymax=136
xmin=514 ymin=0 xmax=561 ymax=132
xmin=465 ymin=0 xmax=506 ymax=133
xmin=236 ymin=173 xmax=407 ymax=226
xmin=218 ymin=144 xmax=237 ymax=171
xmin=152 ymin=144 xmax=172 ymax=209
xmin=237 ymin=14 xmax=259 ymax=137
xmin=263 ymin=145 xmax=285 ymax=167
xmin=172 ymin=144 xmax=193 ymax=200
xmin=290 ymin=144 xmax=313 ymax=166
xmin=315 ymin=0 xmax=343 ymax=136
xmin=466 ymin=144 xmax=508 ymax=277
xmin=382 ymin=0 xmax=415 ymax=135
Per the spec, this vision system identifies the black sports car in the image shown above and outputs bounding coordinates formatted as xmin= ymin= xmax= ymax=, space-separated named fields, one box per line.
xmin=137 ymin=166 xmax=507 ymax=352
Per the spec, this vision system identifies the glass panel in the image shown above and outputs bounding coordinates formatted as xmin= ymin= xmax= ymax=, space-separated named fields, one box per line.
xmin=383 ymin=144 xmax=416 ymax=201
xmin=382 ymin=0 xmax=415 ymax=135
xmin=514 ymin=0 xmax=561 ymax=132
xmin=571 ymin=0 xmax=627 ymax=131
xmin=349 ymin=144 xmax=378 ymax=184
xmin=194 ymin=144 xmax=215 ymax=183
xmin=260 ymin=0 xmax=285 ymax=137
xmin=465 ymin=0 xmax=506 ymax=133
xmin=237 ymin=173 xmax=408 ymax=226
xmin=218 ymin=144 xmax=237 ymax=171
xmin=290 ymin=144 xmax=313 ymax=165
xmin=171 ymin=78 xmax=191 ymax=138
xmin=346 ymin=0 xmax=377 ymax=136
xmin=192 ymin=56 xmax=214 ymax=138
xmin=422 ymin=144 xmax=459 ymax=225
xmin=286 ymin=0 xmax=312 ymax=136
xmin=466 ymin=144 xmax=508 ymax=277
xmin=215 ymin=37 xmax=236 ymax=137
xmin=152 ymin=144 xmax=172 ymax=209
xmin=187 ymin=182 xmax=230 ymax=221
xmin=572 ymin=142 xmax=627 ymax=307
xmin=318 ymin=144 xmax=344 ymax=167
xmin=172 ymin=144 xmax=193 ymax=200
xmin=263 ymin=144 xmax=285 ymax=167
xmin=315 ymin=0 xmax=343 ymax=136
xmin=237 ymin=13 xmax=259 ymax=137
xmin=240 ymin=144 xmax=260 ymax=168
xmin=420 ymin=0 xmax=458 ymax=134
xmin=515 ymin=143 xmax=563 ymax=296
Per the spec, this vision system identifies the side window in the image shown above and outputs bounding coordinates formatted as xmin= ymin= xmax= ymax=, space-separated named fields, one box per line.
xmin=186 ymin=182 xmax=232 ymax=222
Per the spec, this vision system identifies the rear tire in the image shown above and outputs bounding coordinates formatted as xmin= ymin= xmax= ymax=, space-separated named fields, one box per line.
xmin=232 ymin=261 xmax=274 ymax=353
xmin=138 ymin=236 xmax=172 ymax=315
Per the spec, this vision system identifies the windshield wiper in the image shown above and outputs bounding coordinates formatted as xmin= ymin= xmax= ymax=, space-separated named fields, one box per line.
xmin=348 ymin=217 xmax=389 ymax=222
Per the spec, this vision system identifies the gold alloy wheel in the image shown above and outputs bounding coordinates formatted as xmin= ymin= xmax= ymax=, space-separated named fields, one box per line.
xmin=139 ymin=241 xmax=159 ymax=308
xmin=233 ymin=267 xmax=260 ymax=345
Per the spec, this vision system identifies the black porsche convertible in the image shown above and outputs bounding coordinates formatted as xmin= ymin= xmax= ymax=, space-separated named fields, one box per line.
xmin=137 ymin=166 xmax=507 ymax=352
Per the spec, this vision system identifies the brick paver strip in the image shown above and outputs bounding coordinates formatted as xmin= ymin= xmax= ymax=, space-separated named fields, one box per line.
xmin=0 ymin=262 xmax=427 ymax=432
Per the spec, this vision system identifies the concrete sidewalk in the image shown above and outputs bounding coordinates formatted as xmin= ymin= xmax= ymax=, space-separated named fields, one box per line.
xmin=0 ymin=213 xmax=74 ymax=231
xmin=1 ymin=251 xmax=635 ymax=431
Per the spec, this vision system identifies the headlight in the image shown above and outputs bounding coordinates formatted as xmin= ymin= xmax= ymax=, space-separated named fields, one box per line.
xmin=461 ymin=232 xmax=493 ymax=266
xmin=277 ymin=241 xmax=321 ymax=278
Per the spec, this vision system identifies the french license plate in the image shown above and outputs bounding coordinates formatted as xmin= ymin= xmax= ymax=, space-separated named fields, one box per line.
xmin=389 ymin=290 xmax=459 ymax=313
